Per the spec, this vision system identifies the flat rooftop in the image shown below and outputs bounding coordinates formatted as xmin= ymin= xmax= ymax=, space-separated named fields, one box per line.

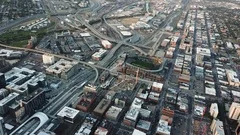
xmin=57 ymin=106 xmax=79 ymax=119
xmin=5 ymin=67 xmax=45 ymax=93
xmin=0 ymin=92 xmax=19 ymax=106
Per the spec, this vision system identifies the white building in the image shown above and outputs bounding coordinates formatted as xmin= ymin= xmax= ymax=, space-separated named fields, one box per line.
xmin=152 ymin=82 xmax=163 ymax=92
xmin=226 ymin=42 xmax=234 ymax=49
xmin=42 ymin=54 xmax=55 ymax=64
xmin=57 ymin=106 xmax=79 ymax=123
xmin=156 ymin=119 xmax=171 ymax=135
xmin=210 ymin=103 xmax=218 ymax=118
xmin=92 ymin=49 xmax=107 ymax=61
xmin=131 ymin=98 xmax=143 ymax=109
xmin=120 ymin=31 xmax=132 ymax=37
xmin=132 ymin=129 xmax=146 ymax=135
xmin=101 ymin=40 xmax=112 ymax=49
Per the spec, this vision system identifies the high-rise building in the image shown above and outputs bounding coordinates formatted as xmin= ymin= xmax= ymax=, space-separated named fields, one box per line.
xmin=0 ymin=92 xmax=19 ymax=115
xmin=0 ymin=117 xmax=6 ymax=135
xmin=210 ymin=119 xmax=225 ymax=135
xmin=22 ymin=89 xmax=46 ymax=115
xmin=0 ymin=73 xmax=6 ymax=89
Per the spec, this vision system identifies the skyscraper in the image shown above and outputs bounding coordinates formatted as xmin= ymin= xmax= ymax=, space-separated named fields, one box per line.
xmin=0 ymin=73 xmax=6 ymax=89
xmin=0 ymin=117 xmax=6 ymax=135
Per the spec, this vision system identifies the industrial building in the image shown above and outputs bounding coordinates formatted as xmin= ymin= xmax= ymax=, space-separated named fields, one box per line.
xmin=4 ymin=67 xmax=46 ymax=95
xmin=46 ymin=59 xmax=79 ymax=79
xmin=57 ymin=106 xmax=79 ymax=123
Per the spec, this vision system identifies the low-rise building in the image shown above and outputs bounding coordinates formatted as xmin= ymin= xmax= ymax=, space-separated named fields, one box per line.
xmin=152 ymin=82 xmax=163 ymax=93
xmin=131 ymin=98 xmax=144 ymax=109
xmin=57 ymin=106 xmax=79 ymax=123
xmin=75 ymin=116 xmax=97 ymax=135
xmin=132 ymin=129 xmax=146 ymax=135
xmin=136 ymin=120 xmax=151 ymax=132
xmin=94 ymin=127 xmax=108 ymax=135
xmin=161 ymin=39 xmax=170 ymax=47
xmin=148 ymin=92 xmax=160 ymax=103
xmin=101 ymin=40 xmax=112 ymax=49
xmin=46 ymin=59 xmax=79 ymax=79
xmin=170 ymin=36 xmax=179 ymax=47
xmin=156 ymin=119 xmax=171 ymax=135
xmin=105 ymin=106 xmax=122 ymax=121
xmin=42 ymin=54 xmax=55 ymax=65
xmin=92 ymin=49 xmax=107 ymax=61
xmin=123 ymin=108 xmax=139 ymax=127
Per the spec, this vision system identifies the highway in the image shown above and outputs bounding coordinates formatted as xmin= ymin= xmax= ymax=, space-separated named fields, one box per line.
xmin=45 ymin=74 xmax=94 ymax=116
xmin=73 ymin=16 xmax=148 ymax=55
xmin=149 ymin=11 xmax=182 ymax=56
xmin=98 ymin=42 xmax=122 ymax=67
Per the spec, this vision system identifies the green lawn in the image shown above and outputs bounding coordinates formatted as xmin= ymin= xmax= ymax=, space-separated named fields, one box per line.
xmin=0 ymin=23 xmax=55 ymax=47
